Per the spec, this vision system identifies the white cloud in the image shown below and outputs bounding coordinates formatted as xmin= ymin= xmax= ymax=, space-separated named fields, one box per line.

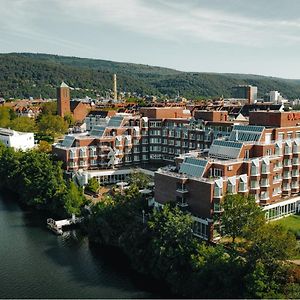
xmin=56 ymin=0 xmax=300 ymax=47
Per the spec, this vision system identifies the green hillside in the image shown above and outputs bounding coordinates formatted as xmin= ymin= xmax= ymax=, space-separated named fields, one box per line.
xmin=1 ymin=52 xmax=300 ymax=99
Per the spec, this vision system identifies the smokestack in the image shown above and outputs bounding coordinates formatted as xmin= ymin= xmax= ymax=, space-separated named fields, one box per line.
xmin=113 ymin=74 xmax=117 ymax=100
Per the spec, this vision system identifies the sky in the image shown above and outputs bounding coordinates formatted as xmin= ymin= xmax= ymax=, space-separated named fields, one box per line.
xmin=1 ymin=0 xmax=300 ymax=79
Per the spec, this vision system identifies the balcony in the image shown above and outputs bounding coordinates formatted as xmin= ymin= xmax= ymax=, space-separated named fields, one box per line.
xmin=282 ymin=185 xmax=291 ymax=191
xmin=273 ymin=177 xmax=282 ymax=184
xmin=283 ymin=173 xmax=292 ymax=180
xmin=260 ymin=194 xmax=270 ymax=201
xmin=260 ymin=180 xmax=270 ymax=188
xmin=273 ymin=165 xmax=283 ymax=171
xmin=213 ymin=204 xmax=224 ymax=213
xmin=261 ymin=167 xmax=270 ymax=174
xmin=177 ymin=200 xmax=189 ymax=207
xmin=250 ymin=167 xmax=259 ymax=176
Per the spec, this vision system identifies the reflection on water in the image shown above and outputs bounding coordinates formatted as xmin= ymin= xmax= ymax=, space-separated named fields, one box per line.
xmin=0 ymin=192 xmax=159 ymax=299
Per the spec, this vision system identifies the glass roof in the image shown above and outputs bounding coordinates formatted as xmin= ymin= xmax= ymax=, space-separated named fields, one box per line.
xmin=209 ymin=140 xmax=243 ymax=160
xmin=179 ymin=157 xmax=207 ymax=178
xmin=107 ymin=115 xmax=124 ymax=127
xmin=90 ymin=125 xmax=105 ymax=137
xmin=61 ymin=135 xmax=75 ymax=147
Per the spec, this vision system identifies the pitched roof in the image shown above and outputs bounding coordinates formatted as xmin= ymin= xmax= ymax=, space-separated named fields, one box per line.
xmin=60 ymin=81 xmax=69 ymax=88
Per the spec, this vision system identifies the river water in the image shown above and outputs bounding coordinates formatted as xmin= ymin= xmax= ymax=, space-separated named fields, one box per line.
xmin=0 ymin=193 xmax=159 ymax=298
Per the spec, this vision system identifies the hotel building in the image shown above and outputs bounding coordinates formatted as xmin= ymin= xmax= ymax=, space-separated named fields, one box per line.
xmin=53 ymin=108 xmax=235 ymax=184
xmin=154 ymin=111 xmax=300 ymax=241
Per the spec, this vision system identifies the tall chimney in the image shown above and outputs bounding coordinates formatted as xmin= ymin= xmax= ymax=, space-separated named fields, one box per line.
xmin=113 ymin=74 xmax=117 ymax=100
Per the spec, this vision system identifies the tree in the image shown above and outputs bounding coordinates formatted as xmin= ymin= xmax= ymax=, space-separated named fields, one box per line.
xmin=85 ymin=177 xmax=100 ymax=194
xmin=147 ymin=205 xmax=197 ymax=281
xmin=62 ymin=181 xmax=86 ymax=216
xmin=38 ymin=140 xmax=52 ymax=153
xmin=10 ymin=116 xmax=36 ymax=132
xmin=64 ymin=113 xmax=75 ymax=127
xmin=14 ymin=151 xmax=66 ymax=208
xmin=128 ymin=170 xmax=151 ymax=189
xmin=0 ymin=107 xmax=11 ymax=128
xmin=246 ymin=223 xmax=298 ymax=263
xmin=41 ymin=101 xmax=57 ymax=115
xmin=221 ymin=194 xmax=265 ymax=243
xmin=37 ymin=114 xmax=68 ymax=137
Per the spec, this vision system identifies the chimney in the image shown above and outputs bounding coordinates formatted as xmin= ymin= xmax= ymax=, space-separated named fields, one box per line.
xmin=113 ymin=74 xmax=117 ymax=100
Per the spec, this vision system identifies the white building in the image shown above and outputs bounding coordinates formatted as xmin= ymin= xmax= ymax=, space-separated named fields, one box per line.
xmin=269 ymin=91 xmax=287 ymax=104
xmin=0 ymin=128 xmax=35 ymax=151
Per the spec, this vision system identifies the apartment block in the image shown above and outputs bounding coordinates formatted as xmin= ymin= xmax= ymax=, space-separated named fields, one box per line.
xmin=154 ymin=111 xmax=300 ymax=241
xmin=53 ymin=108 xmax=236 ymax=181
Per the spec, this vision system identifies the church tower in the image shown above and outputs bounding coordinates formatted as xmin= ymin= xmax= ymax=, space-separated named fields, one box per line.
xmin=57 ymin=81 xmax=70 ymax=117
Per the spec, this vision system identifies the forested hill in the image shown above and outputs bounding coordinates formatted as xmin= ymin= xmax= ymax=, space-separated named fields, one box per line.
xmin=1 ymin=52 xmax=300 ymax=99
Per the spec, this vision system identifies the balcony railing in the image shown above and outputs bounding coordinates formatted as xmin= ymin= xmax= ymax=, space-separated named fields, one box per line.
xmin=176 ymin=188 xmax=189 ymax=193
xmin=177 ymin=201 xmax=189 ymax=207
xmin=260 ymin=180 xmax=270 ymax=188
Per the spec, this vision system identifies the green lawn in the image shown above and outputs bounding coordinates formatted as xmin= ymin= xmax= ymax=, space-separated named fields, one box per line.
xmin=274 ymin=215 xmax=300 ymax=233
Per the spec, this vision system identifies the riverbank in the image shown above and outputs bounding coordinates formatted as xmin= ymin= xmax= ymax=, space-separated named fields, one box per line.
xmin=0 ymin=192 xmax=161 ymax=298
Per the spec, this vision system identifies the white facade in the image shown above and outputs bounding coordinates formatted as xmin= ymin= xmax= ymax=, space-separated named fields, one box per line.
xmin=0 ymin=128 xmax=35 ymax=151
xmin=73 ymin=168 xmax=154 ymax=186
xmin=269 ymin=90 xmax=287 ymax=104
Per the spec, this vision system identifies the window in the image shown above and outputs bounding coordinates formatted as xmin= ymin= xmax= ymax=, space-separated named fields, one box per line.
xmin=278 ymin=132 xmax=284 ymax=141
xmin=260 ymin=191 xmax=269 ymax=200
xmin=79 ymin=148 xmax=87 ymax=158
xmin=89 ymin=147 xmax=96 ymax=157
xmin=214 ymin=185 xmax=222 ymax=197
xmin=245 ymin=149 xmax=250 ymax=159
xmin=90 ymin=159 xmax=97 ymax=166
xmin=239 ymin=175 xmax=248 ymax=192
xmin=261 ymin=160 xmax=270 ymax=173
xmin=214 ymin=168 xmax=223 ymax=177
xmin=69 ymin=149 xmax=77 ymax=159
xmin=250 ymin=180 xmax=259 ymax=189
xmin=266 ymin=149 xmax=272 ymax=156
xmin=275 ymin=143 xmax=282 ymax=155
xmin=227 ymin=181 xmax=236 ymax=194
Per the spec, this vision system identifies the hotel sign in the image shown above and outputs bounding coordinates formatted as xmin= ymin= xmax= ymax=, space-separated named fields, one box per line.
xmin=287 ymin=113 xmax=300 ymax=121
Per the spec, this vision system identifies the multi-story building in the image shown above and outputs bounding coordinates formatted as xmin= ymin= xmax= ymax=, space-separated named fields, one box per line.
xmin=53 ymin=108 xmax=237 ymax=183
xmin=232 ymin=85 xmax=258 ymax=104
xmin=0 ymin=128 xmax=34 ymax=151
xmin=154 ymin=111 xmax=300 ymax=241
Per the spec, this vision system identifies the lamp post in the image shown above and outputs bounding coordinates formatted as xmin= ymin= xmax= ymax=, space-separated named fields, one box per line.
xmin=142 ymin=209 xmax=145 ymax=224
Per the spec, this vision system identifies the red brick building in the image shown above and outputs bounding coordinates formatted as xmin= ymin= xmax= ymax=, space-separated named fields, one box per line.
xmin=57 ymin=82 xmax=91 ymax=122
xmin=154 ymin=111 xmax=300 ymax=241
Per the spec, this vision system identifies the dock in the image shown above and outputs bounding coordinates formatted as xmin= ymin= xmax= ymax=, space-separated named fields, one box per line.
xmin=47 ymin=214 xmax=84 ymax=235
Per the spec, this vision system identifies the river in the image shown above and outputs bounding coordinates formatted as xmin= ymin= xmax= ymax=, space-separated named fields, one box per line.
xmin=0 ymin=192 xmax=160 ymax=298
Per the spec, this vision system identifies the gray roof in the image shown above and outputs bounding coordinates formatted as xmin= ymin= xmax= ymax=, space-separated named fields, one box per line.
xmin=209 ymin=140 xmax=243 ymax=160
xmin=229 ymin=125 xmax=264 ymax=142
xmin=61 ymin=135 xmax=75 ymax=147
xmin=179 ymin=157 xmax=207 ymax=178
xmin=107 ymin=115 xmax=124 ymax=127
xmin=90 ymin=125 xmax=105 ymax=137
